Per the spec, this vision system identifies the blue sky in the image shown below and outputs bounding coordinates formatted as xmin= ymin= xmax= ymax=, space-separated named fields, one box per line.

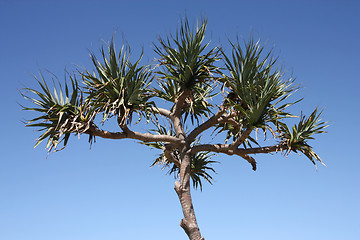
xmin=0 ymin=0 xmax=359 ymax=239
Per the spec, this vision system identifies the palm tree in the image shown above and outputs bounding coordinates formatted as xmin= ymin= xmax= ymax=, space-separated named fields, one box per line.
xmin=22 ymin=17 xmax=327 ymax=240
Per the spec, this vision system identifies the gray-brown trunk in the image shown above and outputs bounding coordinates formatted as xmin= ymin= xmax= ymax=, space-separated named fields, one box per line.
xmin=174 ymin=151 xmax=204 ymax=240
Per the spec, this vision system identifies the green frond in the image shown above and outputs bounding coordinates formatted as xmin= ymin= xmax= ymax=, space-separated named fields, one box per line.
xmin=82 ymin=37 xmax=154 ymax=125
xmin=21 ymin=73 xmax=92 ymax=152
xmin=189 ymin=151 xmax=217 ymax=190
xmin=280 ymin=108 xmax=328 ymax=165
xmin=153 ymin=16 xmax=219 ymax=122
xmin=222 ymin=38 xmax=298 ymax=129
xmin=182 ymin=83 xmax=218 ymax=124
xmin=154 ymin=17 xmax=218 ymax=89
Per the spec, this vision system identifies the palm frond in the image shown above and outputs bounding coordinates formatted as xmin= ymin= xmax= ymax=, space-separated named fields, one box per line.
xmin=82 ymin=37 xmax=154 ymax=125
xmin=154 ymin=17 xmax=219 ymax=123
xmin=21 ymin=73 xmax=92 ymax=152
xmin=154 ymin=17 xmax=219 ymax=89
xmin=222 ymin=38 xmax=298 ymax=130
xmin=190 ymin=151 xmax=217 ymax=190
xmin=280 ymin=108 xmax=328 ymax=165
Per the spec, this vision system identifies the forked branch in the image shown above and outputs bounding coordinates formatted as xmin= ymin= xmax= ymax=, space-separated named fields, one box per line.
xmin=187 ymin=106 xmax=226 ymax=143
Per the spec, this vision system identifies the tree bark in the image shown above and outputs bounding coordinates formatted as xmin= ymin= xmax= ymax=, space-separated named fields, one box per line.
xmin=171 ymin=90 xmax=204 ymax=240
xmin=174 ymin=150 xmax=204 ymax=240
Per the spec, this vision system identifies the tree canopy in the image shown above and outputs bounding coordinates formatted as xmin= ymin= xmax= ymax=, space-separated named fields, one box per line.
xmin=22 ymin=17 xmax=327 ymax=240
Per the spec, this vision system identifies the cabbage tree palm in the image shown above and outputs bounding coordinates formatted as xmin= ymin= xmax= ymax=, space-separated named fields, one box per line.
xmin=22 ymin=17 xmax=327 ymax=240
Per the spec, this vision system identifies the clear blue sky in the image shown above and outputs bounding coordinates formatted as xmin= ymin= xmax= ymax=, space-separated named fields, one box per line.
xmin=1 ymin=0 xmax=359 ymax=239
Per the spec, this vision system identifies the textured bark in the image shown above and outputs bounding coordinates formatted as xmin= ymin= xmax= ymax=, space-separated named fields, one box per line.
xmin=190 ymin=143 xmax=286 ymax=155
xmin=175 ymin=151 xmax=204 ymax=240
xmin=170 ymin=90 xmax=205 ymax=239
xmin=87 ymin=125 xmax=181 ymax=143
xmin=186 ymin=107 xmax=226 ymax=143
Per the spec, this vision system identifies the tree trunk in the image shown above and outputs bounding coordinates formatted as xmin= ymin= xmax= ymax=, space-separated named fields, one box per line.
xmin=174 ymin=151 xmax=204 ymax=240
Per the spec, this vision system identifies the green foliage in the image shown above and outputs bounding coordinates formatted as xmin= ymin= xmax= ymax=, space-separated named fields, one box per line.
xmin=155 ymin=77 xmax=217 ymax=124
xmin=154 ymin=18 xmax=219 ymax=122
xmin=22 ymin=73 xmax=91 ymax=152
xmin=22 ymin=16 xmax=328 ymax=189
xmin=154 ymin=18 xmax=218 ymax=89
xmin=188 ymin=151 xmax=217 ymax=190
xmin=280 ymin=108 xmax=328 ymax=165
xmin=222 ymin=39 xmax=297 ymax=130
xmin=82 ymin=38 xmax=154 ymax=125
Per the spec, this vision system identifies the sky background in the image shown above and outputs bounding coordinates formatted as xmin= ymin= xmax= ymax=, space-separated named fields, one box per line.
xmin=1 ymin=0 xmax=359 ymax=239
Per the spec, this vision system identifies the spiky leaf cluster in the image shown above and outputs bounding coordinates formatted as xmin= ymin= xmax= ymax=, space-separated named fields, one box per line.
xmin=280 ymin=108 xmax=328 ymax=165
xmin=82 ymin=38 xmax=154 ymax=125
xmin=22 ymin=73 xmax=93 ymax=152
xmin=22 ymin=39 xmax=155 ymax=151
xmin=154 ymin=18 xmax=219 ymax=122
xmin=222 ymin=39 xmax=297 ymax=130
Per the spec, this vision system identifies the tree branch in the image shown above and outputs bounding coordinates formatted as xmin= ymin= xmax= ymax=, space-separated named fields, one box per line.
xmin=189 ymin=143 xmax=233 ymax=155
xmin=190 ymin=143 xmax=285 ymax=155
xmin=86 ymin=125 xmax=128 ymax=139
xmin=173 ymin=90 xmax=189 ymax=117
xmin=186 ymin=106 xmax=226 ymax=143
xmin=238 ymin=144 xmax=286 ymax=154
xmin=229 ymin=127 xmax=253 ymax=150
xmin=87 ymin=125 xmax=182 ymax=144
xmin=171 ymin=90 xmax=189 ymax=139
xmin=189 ymin=143 xmax=287 ymax=170
xmin=241 ymin=154 xmax=257 ymax=171
xmin=151 ymin=106 xmax=172 ymax=118
xmin=217 ymin=117 xmax=241 ymax=129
